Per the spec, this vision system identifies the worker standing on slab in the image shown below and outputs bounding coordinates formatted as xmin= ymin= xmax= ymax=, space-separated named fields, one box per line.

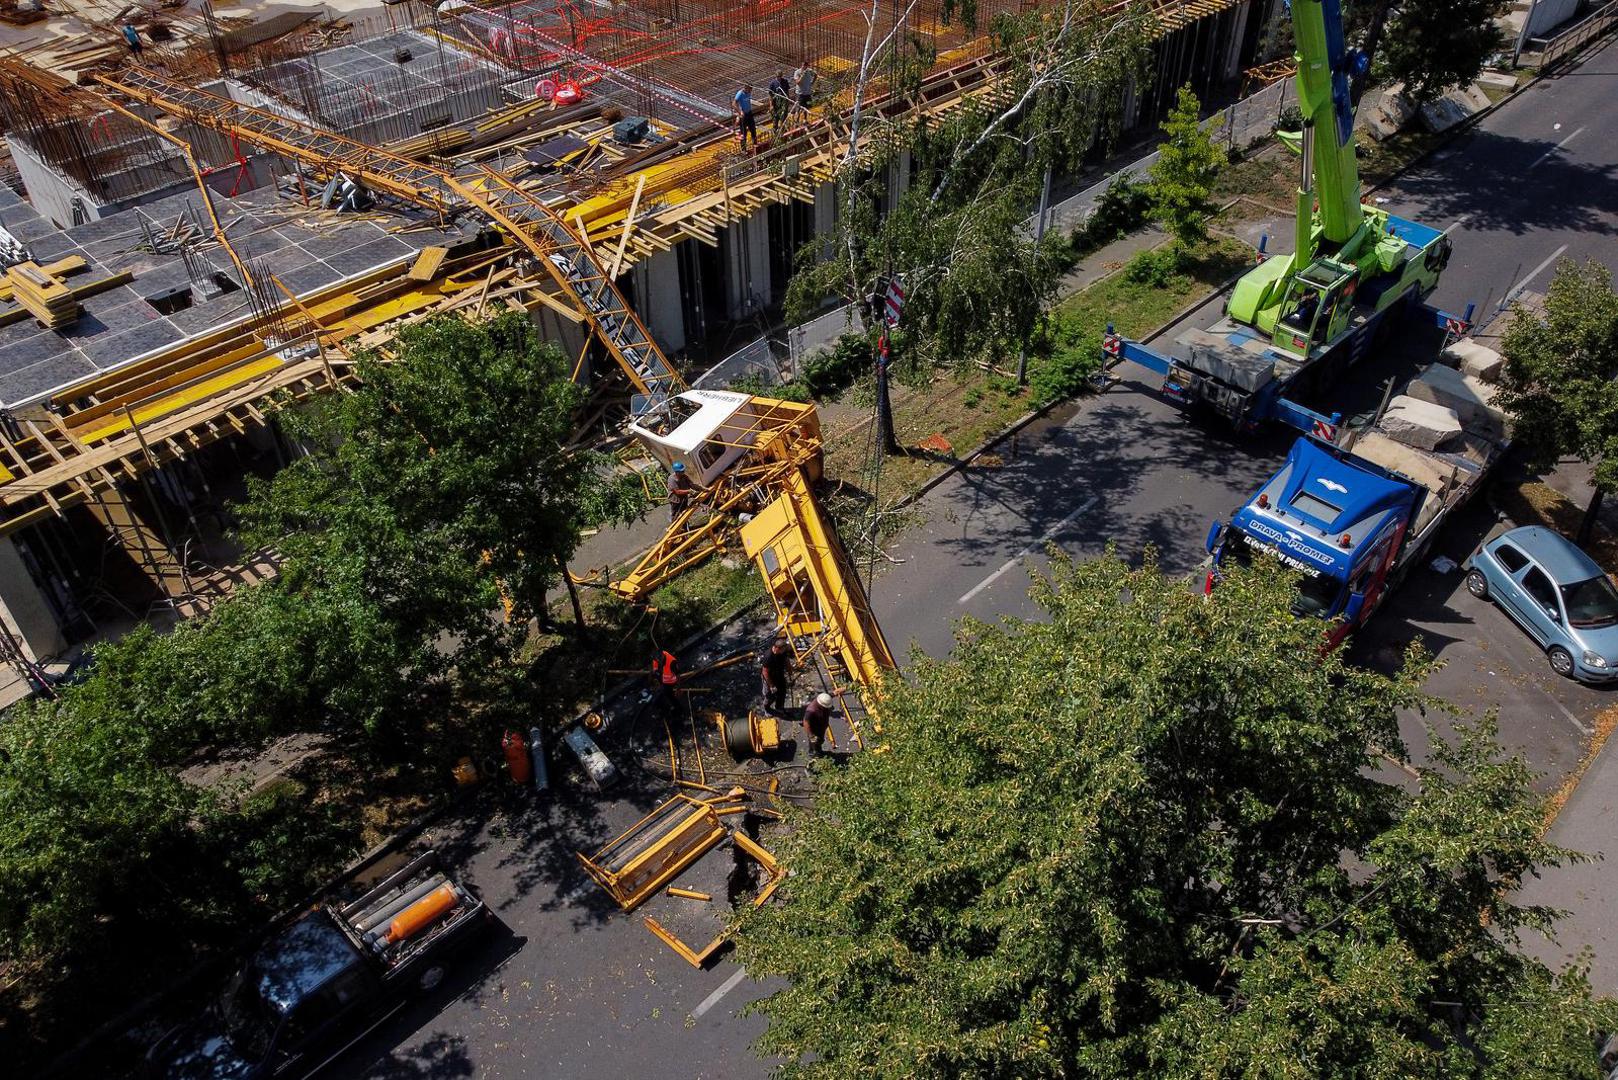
xmin=802 ymin=691 xmax=838 ymax=757
xmin=733 ymin=83 xmax=759 ymax=150
xmin=767 ymin=71 xmax=792 ymax=137
xmin=793 ymin=63 xmax=817 ymax=117
xmin=666 ymin=460 xmax=695 ymax=523
xmin=760 ymin=637 xmax=793 ymax=713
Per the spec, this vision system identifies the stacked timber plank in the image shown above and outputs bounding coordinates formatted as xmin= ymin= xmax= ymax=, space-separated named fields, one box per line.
xmin=5 ymin=261 xmax=81 ymax=329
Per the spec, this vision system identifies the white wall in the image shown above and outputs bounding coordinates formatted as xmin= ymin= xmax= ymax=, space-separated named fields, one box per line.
xmin=5 ymin=136 xmax=109 ymax=229
xmin=0 ymin=538 xmax=64 ymax=663
xmin=634 ymin=248 xmax=686 ymax=355
xmin=1526 ymin=0 xmax=1583 ymax=39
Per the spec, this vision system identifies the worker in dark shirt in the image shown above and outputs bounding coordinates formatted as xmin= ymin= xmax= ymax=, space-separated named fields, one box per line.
xmin=666 ymin=461 xmax=695 ymax=523
xmin=802 ymin=691 xmax=838 ymax=756
xmin=760 ymin=637 xmax=793 ymax=713
xmin=767 ymin=71 xmax=792 ymax=137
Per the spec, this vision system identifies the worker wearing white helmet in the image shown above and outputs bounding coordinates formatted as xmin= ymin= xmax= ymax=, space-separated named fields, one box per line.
xmin=802 ymin=690 xmax=839 ymax=756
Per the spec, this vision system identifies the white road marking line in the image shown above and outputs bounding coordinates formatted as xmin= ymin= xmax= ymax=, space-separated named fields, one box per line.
xmin=1548 ymin=694 xmax=1591 ymax=737
xmin=1529 ymin=125 xmax=1586 ymax=169
xmin=1504 ymin=244 xmax=1568 ymax=303
xmin=690 ymin=967 xmax=749 ymax=1021
xmin=958 ymin=497 xmax=1099 ymax=605
xmin=1445 ymin=213 xmax=1473 ymax=233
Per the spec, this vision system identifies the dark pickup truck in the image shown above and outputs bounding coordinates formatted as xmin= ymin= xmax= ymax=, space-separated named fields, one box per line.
xmin=150 ymin=850 xmax=488 ymax=1080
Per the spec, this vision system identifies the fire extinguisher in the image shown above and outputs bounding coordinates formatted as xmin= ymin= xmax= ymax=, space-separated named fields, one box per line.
xmin=502 ymin=729 xmax=533 ymax=785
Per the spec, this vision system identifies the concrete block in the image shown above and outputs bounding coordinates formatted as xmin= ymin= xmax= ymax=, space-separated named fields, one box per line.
xmin=1380 ymin=395 xmax=1463 ymax=450
xmin=1443 ymin=337 xmax=1507 ymax=383
xmin=1364 ymin=84 xmax=1415 ymax=141
xmin=1420 ymin=84 xmax=1490 ymax=133
xmin=1406 ymin=362 xmax=1511 ymax=441
xmin=1478 ymin=70 xmax=1518 ymax=92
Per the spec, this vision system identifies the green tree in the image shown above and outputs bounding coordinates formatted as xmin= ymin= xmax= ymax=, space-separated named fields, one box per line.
xmin=785 ymin=4 xmax=1151 ymax=370
xmin=1149 ymin=84 xmax=1225 ymax=252
xmin=1498 ymin=259 xmax=1618 ymax=542
xmin=0 ymin=695 xmax=201 ymax=961
xmin=737 ymin=553 xmax=1614 ymax=1078
xmin=243 ymin=312 xmax=645 ymax=649
xmin=1358 ymin=0 xmax=1508 ymax=104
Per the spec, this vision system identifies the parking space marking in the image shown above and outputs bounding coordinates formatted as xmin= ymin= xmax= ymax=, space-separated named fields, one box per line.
xmin=958 ymin=497 xmax=1098 ymax=605
xmin=691 ymin=967 xmax=749 ymax=1021
xmin=1547 ymin=694 xmax=1592 ymax=737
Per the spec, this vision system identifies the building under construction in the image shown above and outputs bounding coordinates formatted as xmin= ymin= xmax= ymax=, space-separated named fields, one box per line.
xmin=0 ymin=0 xmax=1280 ymax=695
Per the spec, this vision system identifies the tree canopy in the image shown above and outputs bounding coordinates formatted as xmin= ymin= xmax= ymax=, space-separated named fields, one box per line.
xmin=737 ymin=552 xmax=1614 ymax=1078
xmin=0 ymin=311 xmax=641 ymax=969
xmin=1362 ymin=0 xmax=1509 ymax=104
xmin=1499 ymin=259 xmax=1618 ymax=496
xmin=1150 ymin=85 xmax=1226 ymax=251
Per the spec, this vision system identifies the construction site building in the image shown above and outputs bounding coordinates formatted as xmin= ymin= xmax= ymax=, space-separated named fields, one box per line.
xmin=0 ymin=0 xmax=1281 ymax=698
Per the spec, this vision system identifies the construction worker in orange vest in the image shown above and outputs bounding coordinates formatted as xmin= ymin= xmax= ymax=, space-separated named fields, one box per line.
xmin=650 ymin=648 xmax=681 ymax=713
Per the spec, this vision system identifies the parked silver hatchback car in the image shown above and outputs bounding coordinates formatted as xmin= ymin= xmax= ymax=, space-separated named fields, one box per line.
xmin=1463 ymin=525 xmax=1618 ymax=683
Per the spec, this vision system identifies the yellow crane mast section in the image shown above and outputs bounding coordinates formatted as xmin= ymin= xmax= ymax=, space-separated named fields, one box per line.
xmin=92 ymin=67 xmax=684 ymax=405
xmin=740 ymin=466 xmax=896 ymax=698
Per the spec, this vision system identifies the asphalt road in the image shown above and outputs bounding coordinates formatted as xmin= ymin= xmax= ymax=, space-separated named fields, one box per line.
xmin=326 ymin=40 xmax=1618 ymax=1080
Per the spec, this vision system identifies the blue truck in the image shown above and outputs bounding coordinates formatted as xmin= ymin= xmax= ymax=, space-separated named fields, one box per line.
xmin=1101 ymin=0 xmax=1471 ymax=440
xmin=1204 ymin=348 xmax=1510 ymax=646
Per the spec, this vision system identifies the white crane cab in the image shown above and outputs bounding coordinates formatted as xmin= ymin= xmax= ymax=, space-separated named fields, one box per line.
xmin=629 ymin=389 xmax=821 ymax=488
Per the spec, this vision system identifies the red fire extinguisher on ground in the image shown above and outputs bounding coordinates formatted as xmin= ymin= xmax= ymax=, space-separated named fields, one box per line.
xmin=502 ymin=729 xmax=533 ymax=785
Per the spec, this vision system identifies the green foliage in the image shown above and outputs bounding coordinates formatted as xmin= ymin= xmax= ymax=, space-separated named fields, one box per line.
xmin=1028 ymin=316 xmax=1101 ymax=406
xmin=0 ymin=311 xmax=628 ymax=969
xmin=1123 ymin=246 xmax=1185 ymax=288
xmin=1073 ymin=174 xmax=1154 ymax=254
xmin=0 ymin=694 xmax=201 ymax=960
xmin=246 ymin=312 xmax=646 ymax=635
xmin=737 ymin=553 xmax=1615 ymax=1077
xmin=1499 ymin=260 xmax=1618 ymax=493
xmin=1375 ymin=0 xmax=1508 ymax=103
xmin=1149 ymin=85 xmax=1227 ymax=251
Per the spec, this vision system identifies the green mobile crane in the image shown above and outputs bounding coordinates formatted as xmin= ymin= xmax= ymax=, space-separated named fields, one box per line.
xmin=1105 ymin=0 xmax=1465 ymax=438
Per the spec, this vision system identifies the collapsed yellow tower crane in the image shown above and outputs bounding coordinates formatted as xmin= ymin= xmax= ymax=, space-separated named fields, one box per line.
xmin=89 ymin=68 xmax=897 ymax=710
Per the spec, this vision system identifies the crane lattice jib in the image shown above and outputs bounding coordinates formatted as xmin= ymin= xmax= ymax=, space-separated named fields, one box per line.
xmin=94 ymin=67 xmax=683 ymax=405
xmin=1292 ymin=0 xmax=1365 ymax=247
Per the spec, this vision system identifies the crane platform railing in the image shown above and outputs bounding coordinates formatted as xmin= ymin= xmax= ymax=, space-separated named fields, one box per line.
xmin=93 ymin=67 xmax=684 ymax=406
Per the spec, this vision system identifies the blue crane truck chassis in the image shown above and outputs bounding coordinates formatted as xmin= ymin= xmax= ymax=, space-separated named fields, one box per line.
xmin=1204 ymin=341 xmax=1511 ymax=647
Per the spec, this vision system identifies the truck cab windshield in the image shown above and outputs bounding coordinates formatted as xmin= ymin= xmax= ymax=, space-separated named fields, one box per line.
xmin=1290 ymin=570 xmax=1342 ymax=618
xmin=220 ymin=969 xmax=278 ymax=1062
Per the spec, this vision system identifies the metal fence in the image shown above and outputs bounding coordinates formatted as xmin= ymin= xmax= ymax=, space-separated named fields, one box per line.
xmin=1535 ymin=0 xmax=1618 ymax=68
xmin=1043 ymin=76 xmax=1297 ymax=236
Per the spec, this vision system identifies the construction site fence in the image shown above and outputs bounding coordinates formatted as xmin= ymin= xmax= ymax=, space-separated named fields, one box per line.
xmin=1534 ymin=0 xmax=1618 ymax=68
